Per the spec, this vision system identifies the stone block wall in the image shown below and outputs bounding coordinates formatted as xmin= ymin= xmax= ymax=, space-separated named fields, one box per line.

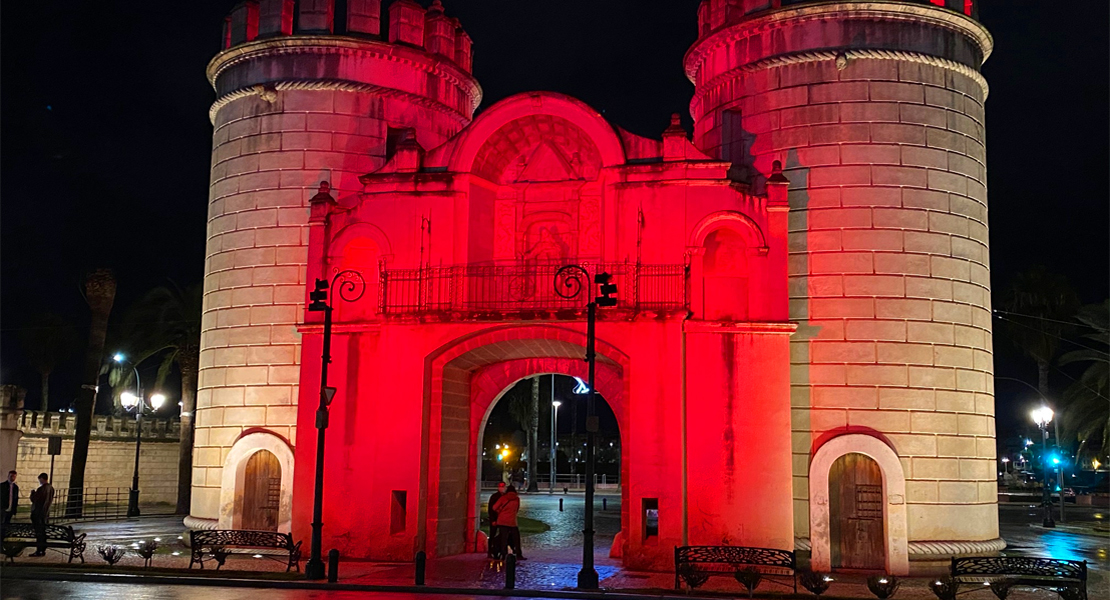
xmin=13 ymin=411 xmax=181 ymax=505
xmin=685 ymin=2 xmax=997 ymax=552
xmin=16 ymin=436 xmax=180 ymax=505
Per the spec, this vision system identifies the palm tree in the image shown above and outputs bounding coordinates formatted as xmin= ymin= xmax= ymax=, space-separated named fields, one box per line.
xmin=1059 ymin=301 xmax=1110 ymax=464
xmin=506 ymin=379 xmax=541 ymax=491
xmin=110 ymin=282 xmax=202 ymax=514
xmin=1001 ymin=267 xmax=1080 ymax=399
xmin=68 ymin=268 xmax=117 ymax=517
xmin=19 ymin=312 xmax=79 ymax=409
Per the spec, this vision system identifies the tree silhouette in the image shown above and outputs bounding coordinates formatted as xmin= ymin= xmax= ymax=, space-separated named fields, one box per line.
xmin=19 ymin=312 xmax=79 ymax=409
xmin=1059 ymin=301 xmax=1109 ymax=464
xmin=109 ymin=282 xmax=202 ymax=514
xmin=68 ymin=268 xmax=117 ymax=517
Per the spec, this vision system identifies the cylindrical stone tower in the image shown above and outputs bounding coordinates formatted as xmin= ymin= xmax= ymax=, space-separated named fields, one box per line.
xmin=191 ymin=0 xmax=479 ymax=530
xmin=685 ymin=0 xmax=999 ymax=572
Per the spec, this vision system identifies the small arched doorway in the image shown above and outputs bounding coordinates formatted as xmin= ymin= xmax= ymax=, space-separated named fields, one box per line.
xmin=242 ymin=450 xmax=281 ymax=531
xmin=829 ymin=453 xmax=884 ymax=570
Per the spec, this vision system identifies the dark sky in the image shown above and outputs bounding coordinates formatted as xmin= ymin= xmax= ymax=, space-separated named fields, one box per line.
xmin=2 ymin=2 xmax=1107 ymax=440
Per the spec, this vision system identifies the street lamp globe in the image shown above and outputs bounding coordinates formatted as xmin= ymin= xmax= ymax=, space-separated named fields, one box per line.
xmin=1031 ymin=406 xmax=1054 ymax=426
xmin=149 ymin=394 xmax=167 ymax=410
xmin=552 ymin=400 xmax=562 ymax=408
xmin=113 ymin=353 xmax=125 ymax=363
xmin=120 ymin=391 xmax=139 ymax=409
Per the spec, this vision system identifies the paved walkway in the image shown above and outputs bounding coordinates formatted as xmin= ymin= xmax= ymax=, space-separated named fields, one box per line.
xmin=6 ymin=496 xmax=1106 ymax=599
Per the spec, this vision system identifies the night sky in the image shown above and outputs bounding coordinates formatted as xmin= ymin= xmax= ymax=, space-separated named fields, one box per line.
xmin=2 ymin=1 xmax=1106 ymax=442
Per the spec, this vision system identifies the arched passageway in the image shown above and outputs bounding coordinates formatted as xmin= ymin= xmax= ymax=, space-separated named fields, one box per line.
xmin=474 ymin=374 xmax=623 ymax=554
xmin=422 ymin=326 xmax=629 ymax=558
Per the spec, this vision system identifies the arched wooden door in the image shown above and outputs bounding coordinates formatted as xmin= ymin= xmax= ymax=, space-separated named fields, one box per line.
xmin=242 ymin=450 xmax=281 ymax=531
xmin=829 ymin=453 xmax=884 ymax=570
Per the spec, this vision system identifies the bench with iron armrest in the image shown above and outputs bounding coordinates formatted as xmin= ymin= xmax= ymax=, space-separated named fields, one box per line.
xmin=951 ymin=556 xmax=1087 ymax=600
xmin=189 ymin=529 xmax=302 ymax=572
xmin=675 ymin=545 xmax=797 ymax=592
xmin=2 ymin=523 xmax=86 ymax=563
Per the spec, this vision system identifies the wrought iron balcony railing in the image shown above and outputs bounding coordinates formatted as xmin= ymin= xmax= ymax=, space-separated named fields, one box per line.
xmin=379 ymin=261 xmax=687 ymax=318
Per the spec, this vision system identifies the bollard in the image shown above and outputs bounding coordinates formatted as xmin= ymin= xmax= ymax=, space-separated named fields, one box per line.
xmin=505 ymin=553 xmax=516 ymax=589
xmin=559 ymin=498 xmax=564 ymax=511
xmin=327 ymin=549 xmax=340 ymax=583
xmin=415 ymin=550 xmax=426 ymax=585
xmin=603 ymin=497 xmax=607 ymax=511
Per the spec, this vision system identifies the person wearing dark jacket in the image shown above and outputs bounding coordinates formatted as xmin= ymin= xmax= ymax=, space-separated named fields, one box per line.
xmin=492 ymin=485 xmax=525 ymax=560
xmin=486 ymin=482 xmax=506 ymax=559
xmin=1 ymin=471 xmax=18 ymax=531
xmin=29 ymin=473 xmax=54 ymax=557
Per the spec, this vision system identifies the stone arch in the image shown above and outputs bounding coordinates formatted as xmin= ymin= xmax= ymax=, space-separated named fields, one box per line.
xmin=808 ymin=434 xmax=909 ymax=575
xmin=420 ymin=324 xmax=630 ymax=557
xmin=689 ymin=210 xmax=769 ymax=253
xmin=220 ymin=430 xmax=295 ymax=533
xmin=328 ymin=221 xmax=393 ymax=264
xmin=448 ymin=92 xmax=626 ymax=176
xmin=467 ymin=357 xmax=628 ymax=549
xmin=325 ymin=223 xmax=390 ymax=321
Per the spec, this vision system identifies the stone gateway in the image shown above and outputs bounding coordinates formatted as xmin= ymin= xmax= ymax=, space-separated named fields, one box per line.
xmin=192 ymin=0 xmax=1000 ymax=574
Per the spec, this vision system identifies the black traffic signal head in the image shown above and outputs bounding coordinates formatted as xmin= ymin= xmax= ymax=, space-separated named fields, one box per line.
xmin=595 ymin=272 xmax=618 ymax=307
xmin=308 ymin=279 xmax=329 ymax=311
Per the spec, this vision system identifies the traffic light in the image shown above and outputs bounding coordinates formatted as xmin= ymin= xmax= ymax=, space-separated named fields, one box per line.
xmin=595 ymin=272 xmax=617 ymax=307
xmin=308 ymin=279 xmax=328 ymax=312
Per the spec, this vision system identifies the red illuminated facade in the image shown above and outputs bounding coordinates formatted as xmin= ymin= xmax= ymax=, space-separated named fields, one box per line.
xmin=195 ymin=0 xmax=999 ymax=573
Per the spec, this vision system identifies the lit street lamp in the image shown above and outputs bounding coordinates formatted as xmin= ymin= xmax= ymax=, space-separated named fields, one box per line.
xmin=551 ymin=399 xmax=561 ymax=492
xmin=115 ymin=353 xmax=166 ymax=518
xmin=1030 ymin=406 xmax=1055 ymax=528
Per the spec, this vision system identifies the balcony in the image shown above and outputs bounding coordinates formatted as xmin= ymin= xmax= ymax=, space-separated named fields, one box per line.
xmin=379 ymin=261 xmax=687 ymax=320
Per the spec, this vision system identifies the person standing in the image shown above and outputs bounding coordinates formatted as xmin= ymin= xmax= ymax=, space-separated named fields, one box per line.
xmin=1 ymin=471 xmax=18 ymax=531
xmin=29 ymin=473 xmax=54 ymax=557
xmin=487 ymin=482 xmax=505 ymax=559
xmin=492 ymin=484 xmax=525 ymax=560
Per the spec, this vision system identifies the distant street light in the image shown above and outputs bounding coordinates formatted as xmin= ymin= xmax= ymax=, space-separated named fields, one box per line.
xmin=551 ymin=399 xmax=561 ymax=492
xmin=116 ymin=355 xmax=167 ymax=518
xmin=1031 ymin=406 xmax=1055 ymax=528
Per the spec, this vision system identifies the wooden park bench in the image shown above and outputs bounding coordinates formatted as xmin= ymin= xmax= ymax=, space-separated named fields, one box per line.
xmin=675 ymin=545 xmax=797 ymax=593
xmin=1 ymin=523 xmax=87 ymax=563
xmin=951 ymin=556 xmax=1088 ymax=600
xmin=189 ymin=529 xmax=302 ymax=572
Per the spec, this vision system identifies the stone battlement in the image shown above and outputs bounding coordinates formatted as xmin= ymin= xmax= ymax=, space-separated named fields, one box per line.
xmin=17 ymin=410 xmax=180 ymax=442
xmin=696 ymin=0 xmax=977 ymax=41
xmin=222 ymin=0 xmax=472 ymax=74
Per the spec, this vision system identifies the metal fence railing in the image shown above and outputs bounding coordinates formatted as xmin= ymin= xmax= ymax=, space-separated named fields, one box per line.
xmin=52 ymin=487 xmax=131 ymax=523
xmin=380 ymin=261 xmax=687 ymax=317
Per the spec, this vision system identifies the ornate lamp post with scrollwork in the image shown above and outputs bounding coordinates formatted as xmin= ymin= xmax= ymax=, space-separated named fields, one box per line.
xmin=304 ymin=269 xmax=365 ymax=580
xmin=553 ymin=265 xmax=616 ymax=590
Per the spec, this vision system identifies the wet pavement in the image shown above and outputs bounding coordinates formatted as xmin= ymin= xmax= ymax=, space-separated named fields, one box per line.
xmin=0 ymin=581 xmax=544 ymax=600
xmin=2 ymin=496 xmax=1106 ymax=599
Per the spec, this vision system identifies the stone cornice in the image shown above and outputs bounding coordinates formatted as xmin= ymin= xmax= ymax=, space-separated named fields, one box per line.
xmin=685 ymin=1 xmax=993 ymax=82
xmin=206 ymin=35 xmax=482 ymax=111
xmin=209 ymin=79 xmax=473 ymax=126
xmin=684 ymin=321 xmax=798 ymax=334
xmin=689 ymin=48 xmax=991 ymax=118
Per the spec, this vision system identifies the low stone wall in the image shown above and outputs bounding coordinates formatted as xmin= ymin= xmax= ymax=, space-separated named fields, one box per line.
xmin=14 ymin=411 xmax=182 ymax=506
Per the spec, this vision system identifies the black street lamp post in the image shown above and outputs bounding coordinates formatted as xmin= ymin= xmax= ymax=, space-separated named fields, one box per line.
xmin=554 ymin=265 xmax=617 ymax=590
xmin=304 ymin=270 xmax=364 ymax=580
xmin=114 ymin=354 xmax=166 ymax=518
xmin=1031 ymin=406 xmax=1055 ymax=528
